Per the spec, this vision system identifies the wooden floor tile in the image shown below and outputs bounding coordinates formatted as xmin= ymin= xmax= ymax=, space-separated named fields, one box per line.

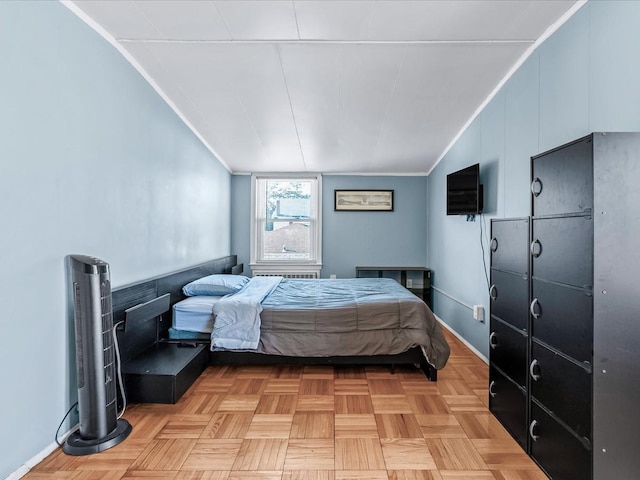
xmin=201 ymin=413 xmax=252 ymax=439
xmin=454 ymin=413 xmax=511 ymax=440
xmin=255 ymin=394 xmax=298 ymax=414
xmin=335 ymin=438 xmax=385 ymax=469
xmin=491 ymin=470 xmax=549 ymax=480
xmin=264 ymin=379 xmax=301 ymax=394
xmin=231 ymin=439 xmax=288 ymax=470
xmin=300 ymin=379 xmax=335 ymax=395
xmin=245 ymin=414 xmax=294 ymax=438
xmin=407 ymin=394 xmax=451 ymax=414
xmin=437 ymin=380 xmax=475 ymax=396
xmin=380 ymin=438 xmax=437 ymax=469
xmin=282 ymin=471 xmax=335 ymax=480
xmin=375 ymin=413 xmax=423 ymax=438
xmin=334 ymin=414 xmax=379 ymax=438
xmin=122 ymin=472 xmax=230 ymax=480
xmin=18 ymin=474 xmax=77 ymax=480
xmin=334 ymin=379 xmax=370 ymax=395
xmin=371 ymin=395 xmax=413 ymax=413
xmin=123 ymin=413 xmax=169 ymax=440
xmin=400 ymin=380 xmax=440 ymax=395
xmin=284 ymin=439 xmax=335 ymax=469
xmin=176 ymin=394 xmax=219 ymax=415
xmin=426 ymin=439 xmax=488 ymax=470
xmin=156 ymin=416 xmax=209 ymax=439
xmin=228 ymin=378 xmax=267 ymax=395
xmin=290 ymin=412 xmax=334 ymax=438
xmin=387 ymin=471 xmax=443 ymax=480
xmin=217 ymin=395 xmax=260 ymax=412
xmin=181 ymin=439 xmax=242 ymax=470
xmin=130 ymin=439 xmax=197 ymax=471
xmin=368 ymin=379 xmax=404 ymax=394
xmin=227 ymin=472 xmax=281 ymax=480
xmin=415 ymin=414 xmax=466 ymax=439
xmin=335 ymin=394 xmax=374 ymax=414
xmin=471 ymin=439 xmax=539 ymax=470
xmin=335 ymin=471 xmax=388 ymax=479
xmin=441 ymin=395 xmax=486 ymax=412
xmin=439 ymin=471 xmax=496 ymax=479
xmin=296 ymin=395 xmax=334 ymax=411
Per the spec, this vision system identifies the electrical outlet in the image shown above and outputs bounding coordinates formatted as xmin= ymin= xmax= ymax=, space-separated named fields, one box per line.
xmin=406 ymin=279 xmax=413 ymax=288
xmin=330 ymin=274 xmax=337 ymax=279
xmin=473 ymin=305 xmax=485 ymax=322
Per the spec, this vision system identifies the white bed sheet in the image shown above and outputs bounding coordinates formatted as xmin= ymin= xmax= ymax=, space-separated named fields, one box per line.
xmin=172 ymin=295 xmax=223 ymax=333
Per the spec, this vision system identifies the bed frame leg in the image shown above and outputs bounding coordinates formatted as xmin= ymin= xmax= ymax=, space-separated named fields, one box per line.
xmin=390 ymin=364 xmax=396 ymax=375
xmin=420 ymin=362 xmax=438 ymax=381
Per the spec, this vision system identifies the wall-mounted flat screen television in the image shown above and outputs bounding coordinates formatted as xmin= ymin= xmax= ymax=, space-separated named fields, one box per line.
xmin=446 ymin=163 xmax=483 ymax=215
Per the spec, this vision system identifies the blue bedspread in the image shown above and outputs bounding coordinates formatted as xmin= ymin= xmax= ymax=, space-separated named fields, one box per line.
xmin=210 ymin=276 xmax=450 ymax=369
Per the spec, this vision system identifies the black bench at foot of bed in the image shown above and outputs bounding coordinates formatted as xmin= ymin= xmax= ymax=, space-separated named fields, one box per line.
xmin=207 ymin=346 xmax=438 ymax=381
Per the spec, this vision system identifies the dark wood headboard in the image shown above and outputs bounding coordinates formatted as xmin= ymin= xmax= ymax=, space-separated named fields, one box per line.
xmin=112 ymin=255 xmax=240 ymax=355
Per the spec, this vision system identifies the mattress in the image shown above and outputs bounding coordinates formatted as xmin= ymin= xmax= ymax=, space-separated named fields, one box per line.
xmin=172 ymin=295 xmax=223 ymax=333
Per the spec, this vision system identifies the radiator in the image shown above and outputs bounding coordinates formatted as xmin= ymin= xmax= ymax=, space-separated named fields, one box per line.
xmin=254 ymin=271 xmax=318 ymax=279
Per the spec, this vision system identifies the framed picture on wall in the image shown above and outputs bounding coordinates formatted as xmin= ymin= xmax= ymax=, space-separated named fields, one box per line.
xmin=334 ymin=190 xmax=394 ymax=211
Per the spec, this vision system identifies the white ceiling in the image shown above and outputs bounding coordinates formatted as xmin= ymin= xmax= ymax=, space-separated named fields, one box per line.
xmin=66 ymin=0 xmax=581 ymax=174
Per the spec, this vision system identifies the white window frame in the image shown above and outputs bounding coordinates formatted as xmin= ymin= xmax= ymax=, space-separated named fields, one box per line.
xmin=250 ymin=173 xmax=322 ymax=277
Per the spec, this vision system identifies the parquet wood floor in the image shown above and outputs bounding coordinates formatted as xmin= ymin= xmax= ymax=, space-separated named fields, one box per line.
xmin=27 ymin=329 xmax=548 ymax=480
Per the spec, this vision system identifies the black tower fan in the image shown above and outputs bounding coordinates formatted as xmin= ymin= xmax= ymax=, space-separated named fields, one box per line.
xmin=64 ymin=255 xmax=131 ymax=455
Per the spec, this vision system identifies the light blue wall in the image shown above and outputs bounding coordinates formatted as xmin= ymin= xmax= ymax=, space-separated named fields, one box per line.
xmin=427 ymin=0 xmax=640 ymax=358
xmin=231 ymin=175 xmax=252 ymax=271
xmin=322 ymin=176 xmax=427 ymax=279
xmin=230 ymin=175 xmax=428 ymax=280
xmin=0 ymin=2 xmax=230 ymax=478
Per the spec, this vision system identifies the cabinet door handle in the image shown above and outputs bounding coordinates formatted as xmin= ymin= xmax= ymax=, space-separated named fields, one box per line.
xmin=530 ymin=298 xmax=540 ymax=319
xmin=489 ymin=380 xmax=496 ymax=398
xmin=489 ymin=284 xmax=498 ymax=301
xmin=531 ymin=177 xmax=543 ymax=197
xmin=490 ymin=237 xmax=498 ymax=252
xmin=530 ymin=359 xmax=541 ymax=381
xmin=530 ymin=239 xmax=542 ymax=258
xmin=489 ymin=332 xmax=498 ymax=349
xmin=529 ymin=420 xmax=540 ymax=441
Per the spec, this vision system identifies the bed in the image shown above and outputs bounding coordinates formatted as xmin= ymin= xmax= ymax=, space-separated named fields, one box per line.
xmin=112 ymin=256 xmax=450 ymax=383
xmin=170 ymin=271 xmax=450 ymax=380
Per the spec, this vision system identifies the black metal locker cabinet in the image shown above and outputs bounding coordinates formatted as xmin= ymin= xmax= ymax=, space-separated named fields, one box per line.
xmin=527 ymin=132 xmax=640 ymax=480
xmin=489 ymin=270 xmax=529 ymax=332
xmin=531 ymin=135 xmax=593 ymax=217
xmin=529 ymin=401 xmax=592 ymax=480
xmin=591 ymin=133 xmax=640 ymax=479
xmin=489 ymin=366 xmax=528 ymax=449
xmin=529 ymin=134 xmax=594 ymax=479
xmin=488 ymin=134 xmax=640 ymax=478
xmin=530 ymin=279 xmax=593 ymax=363
xmin=489 ymin=218 xmax=530 ymax=451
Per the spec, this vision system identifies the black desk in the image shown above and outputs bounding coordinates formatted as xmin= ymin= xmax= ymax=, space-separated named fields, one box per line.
xmin=355 ymin=266 xmax=432 ymax=307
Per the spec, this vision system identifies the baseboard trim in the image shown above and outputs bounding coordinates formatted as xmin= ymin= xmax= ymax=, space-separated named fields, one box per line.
xmin=435 ymin=314 xmax=489 ymax=365
xmin=6 ymin=425 xmax=77 ymax=480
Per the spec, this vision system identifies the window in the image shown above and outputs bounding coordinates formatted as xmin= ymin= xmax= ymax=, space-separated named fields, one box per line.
xmin=250 ymin=174 xmax=322 ymax=276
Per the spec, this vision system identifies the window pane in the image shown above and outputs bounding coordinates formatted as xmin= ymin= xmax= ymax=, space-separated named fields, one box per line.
xmin=262 ymin=220 xmax=311 ymax=260
xmin=261 ymin=180 xmax=312 ymax=261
